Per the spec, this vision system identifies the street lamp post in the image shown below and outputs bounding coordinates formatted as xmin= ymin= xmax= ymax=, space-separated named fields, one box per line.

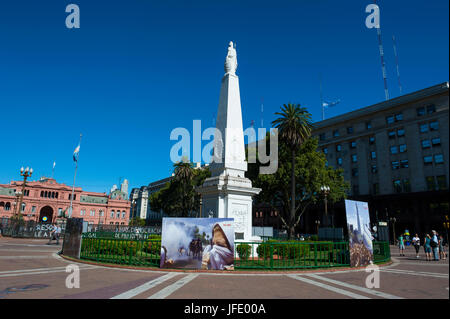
xmin=443 ymin=215 xmax=449 ymax=247
xmin=320 ymin=185 xmax=330 ymax=227
xmin=15 ymin=166 xmax=33 ymax=220
xmin=315 ymin=219 xmax=321 ymax=235
xmin=390 ymin=217 xmax=397 ymax=245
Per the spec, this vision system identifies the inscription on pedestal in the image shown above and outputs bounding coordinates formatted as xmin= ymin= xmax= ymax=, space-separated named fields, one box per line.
xmin=230 ymin=203 xmax=247 ymax=234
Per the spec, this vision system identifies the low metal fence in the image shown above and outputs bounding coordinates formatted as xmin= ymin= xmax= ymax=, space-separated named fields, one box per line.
xmin=80 ymin=233 xmax=161 ymax=267
xmin=0 ymin=221 xmax=66 ymax=238
xmin=78 ymin=232 xmax=390 ymax=270
xmin=235 ymin=241 xmax=350 ymax=269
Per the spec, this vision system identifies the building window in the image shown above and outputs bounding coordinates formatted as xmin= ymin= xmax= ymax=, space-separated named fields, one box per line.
xmin=423 ymin=156 xmax=433 ymax=165
xmin=352 ymin=184 xmax=359 ymax=195
xmin=371 ymin=165 xmax=378 ymax=173
xmin=395 ymin=113 xmax=403 ymax=121
xmin=400 ymin=159 xmax=409 ymax=168
xmin=419 ymin=123 xmax=428 ymax=133
xmin=90 ymin=210 xmax=95 ymax=217
xmin=31 ymin=206 xmax=36 ymax=213
xmin=369 ymin=136 xmax=375 ymax=145
xmin=80 ymin=209 xmax=86 ymax=216
xmin=427 ymin=104 xmax=436 ymax=114
xmin=371 ymin=151 xmax=377 ymax=159
xmin=68 ymin=194 xmax=77 ymax=200
xmin=431 ymin=137 xmax=441 ymax=146
xmin=388 ymin=131 xmax=396 ymax=139
xmin=347 ymin=126 xmax=353 ymax=134
xmin=434 ymin=154 xmax=444 ymax=164
xmin=436 ymin=176 xmax=447 ymax=190
xmin=390 ymin=146 xmax=398 ymax=154
xmin=426 ymin=176 xmax=435 ymax=191
xmin=366 ymin=121 xmax=372 ymax=130
xmin=40 ymin=191 xmax=44 ymax=197
xmin=373 ymin=183 xmax=379 ymax=195
xmin=350 ymin=141 xmax=356 ymax=149
xmin=21 ymin=203 xmax=26 ymax=212
xmin=319 ymin=133 xmax=326 ymax=141
xmin=393 ymin=180 xmax=402 ymax=193
xmin=351 ymin=154 xmax=357 ymax=163
xmin=352 ymin=168 xmax=358 ymax=177
xmin=333 ymin=129 xmax=340 ymax=138
xmin=416 ymin=107 xmax=425 ymax=116
xmin=111 ymin=210 xmax=115 ymax=218
xmin=429 ymin=121 xmax=439 ymax=131
xmin=99 ymin=210 xmax=104 ymax=217
xmin=421 ymin=140 xmax=431 ymax=149
xmin=122 ymin=211 xmax=126 ymax=219
xmin=397 ymin=128 xmax=405 ymax=137
xmin=336 ymin=144 xmax=342 ymax=152
xmin=399 ymin=144 xmax=407 ymax=153
xmin=323 ymin=148 xmax=328 ymax=154
xmin=391 ymin=161 xmax=400 ymax=170
xmin=116 ymin=212 xmax=120 ymax=219
xmin=58 ymin=208 xmax=63 ymax=216
xmin=386 ymin=115 xmax=395 ymax=124
xmin=403 ymin=179 xmax=411 ymax=192
xmin=337 ymin=158 xmax=343 ymax=166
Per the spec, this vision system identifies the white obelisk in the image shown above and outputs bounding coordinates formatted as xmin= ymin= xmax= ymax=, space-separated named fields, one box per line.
xmin=198 ymin=41 xmax=261 ymax=242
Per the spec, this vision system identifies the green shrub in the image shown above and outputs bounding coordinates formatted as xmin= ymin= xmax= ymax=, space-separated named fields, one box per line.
xmin=236 ymin=244 xmax=252 ymax=260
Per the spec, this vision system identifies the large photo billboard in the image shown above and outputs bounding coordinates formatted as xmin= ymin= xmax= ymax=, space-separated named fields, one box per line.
xmin=345 ymin=200 xmax=373 ymax=267
xmin=160 ymin=218 xmax=234 ymax=270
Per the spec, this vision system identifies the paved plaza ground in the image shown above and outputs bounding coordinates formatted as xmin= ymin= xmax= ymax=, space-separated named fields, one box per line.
xmin=0 ymin=237 xmax=448 ymax=299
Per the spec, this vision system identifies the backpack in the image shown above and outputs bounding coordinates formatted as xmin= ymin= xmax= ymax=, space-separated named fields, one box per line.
xmin=430 ymin=240 xmax=438 ymax=248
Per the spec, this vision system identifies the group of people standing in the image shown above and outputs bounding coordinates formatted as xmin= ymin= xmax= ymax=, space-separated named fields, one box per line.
xmin=398 ymin=230 xmax=447 ymax=261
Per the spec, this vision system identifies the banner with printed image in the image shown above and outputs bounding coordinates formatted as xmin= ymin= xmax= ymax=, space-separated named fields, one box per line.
xmin=160 ymin=218 xmax=234 ymax=270
xmin=345 ymin=200 xmax=373 ymax=267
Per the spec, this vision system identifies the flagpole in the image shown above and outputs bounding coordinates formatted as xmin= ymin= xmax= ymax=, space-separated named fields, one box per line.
xmin=69 ymin=134 xmax=82 ymax=218
xmin=320 ymin=74 xmax=324 ymax=121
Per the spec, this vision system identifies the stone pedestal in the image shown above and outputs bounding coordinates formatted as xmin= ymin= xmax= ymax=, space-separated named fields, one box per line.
xmin=199 ymin=175 xmax=261 ymax=242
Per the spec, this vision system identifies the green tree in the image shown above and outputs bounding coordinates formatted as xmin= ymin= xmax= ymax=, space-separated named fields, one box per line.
xmin=271 ymin=104 xmax=313 ymax=238
xmin=129 ymin=217 xmax=146 ymax=227
xmin=149 ymin=161 xmax=210 ymax=217
xmin=249 ymin=136 xmax=349 ymax=238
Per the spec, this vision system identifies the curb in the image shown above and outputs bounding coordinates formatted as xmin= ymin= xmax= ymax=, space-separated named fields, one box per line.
xmin=59 ymin=254 xmax=393 ymax=275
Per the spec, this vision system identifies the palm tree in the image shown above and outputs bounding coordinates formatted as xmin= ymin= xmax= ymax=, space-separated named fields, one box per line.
xmin=272 ymin=104 xmax=313 ymax=238
xmin=173 ymin=161 xmax=195 ymax=217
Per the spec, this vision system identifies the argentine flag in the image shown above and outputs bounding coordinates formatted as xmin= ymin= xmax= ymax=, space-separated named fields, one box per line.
xmin=73 ymin=144 xmax=80 ymax=162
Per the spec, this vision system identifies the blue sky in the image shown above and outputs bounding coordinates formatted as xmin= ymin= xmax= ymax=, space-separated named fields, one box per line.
xmin=0 ymin=0 xmax=448 ymax=194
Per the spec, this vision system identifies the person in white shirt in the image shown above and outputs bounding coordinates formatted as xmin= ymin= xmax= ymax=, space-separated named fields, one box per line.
xmin=412 ymin=234 xmax=420 ymax=258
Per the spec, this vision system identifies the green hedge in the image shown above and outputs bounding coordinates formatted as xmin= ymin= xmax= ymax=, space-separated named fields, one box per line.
xmin=236 ymin=244 xmax=252 ymax=260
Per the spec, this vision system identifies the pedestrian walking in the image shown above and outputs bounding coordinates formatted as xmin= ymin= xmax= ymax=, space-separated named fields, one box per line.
xmin=412 ymin=233 xmax=421 ymax=258
xmin=438 ymin=235 xmax=446 ymax=260
xmin=55 ymin=224 xmax=62 ymax=245
xmin=430 ymin=230 xmax=439 ymax=261
xmin=424 ymin=234 xmax=432 ymax=261
xmin=47 ymin=223 xmax=57 ymax=245
xmin=398 ymin=234 xmax=405 ymax=256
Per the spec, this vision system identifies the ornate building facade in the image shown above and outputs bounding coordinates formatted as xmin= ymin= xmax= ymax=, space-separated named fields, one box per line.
xmin=0 ymin=177 xmax=131 ymax=225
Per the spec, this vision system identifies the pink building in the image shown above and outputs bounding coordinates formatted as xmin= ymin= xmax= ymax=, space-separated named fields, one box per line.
xmin=0 ymin=177 xmax=131 ymax=225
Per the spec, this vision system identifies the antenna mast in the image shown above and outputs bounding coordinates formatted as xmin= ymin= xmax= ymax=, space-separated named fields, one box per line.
xmin=374 ymin=0 xmax=389 ymax=101
xmin=392 ymin=35 xmax=402 ymax=95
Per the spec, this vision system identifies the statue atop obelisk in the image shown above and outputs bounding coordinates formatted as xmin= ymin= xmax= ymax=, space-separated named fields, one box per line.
xmin=224 ymin=41 xmax=238 ymax=75
xmin=198 ymin=42 xmax=261 ymax=243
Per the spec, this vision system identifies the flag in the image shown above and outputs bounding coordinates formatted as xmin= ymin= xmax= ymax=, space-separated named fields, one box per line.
xmin=322 ymin=99 xmax=340 ymax=108
xmin=53 ymin=161 xmax=56 ymax=169
xmin=73 ymin=144 xmax=80 ymax=162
